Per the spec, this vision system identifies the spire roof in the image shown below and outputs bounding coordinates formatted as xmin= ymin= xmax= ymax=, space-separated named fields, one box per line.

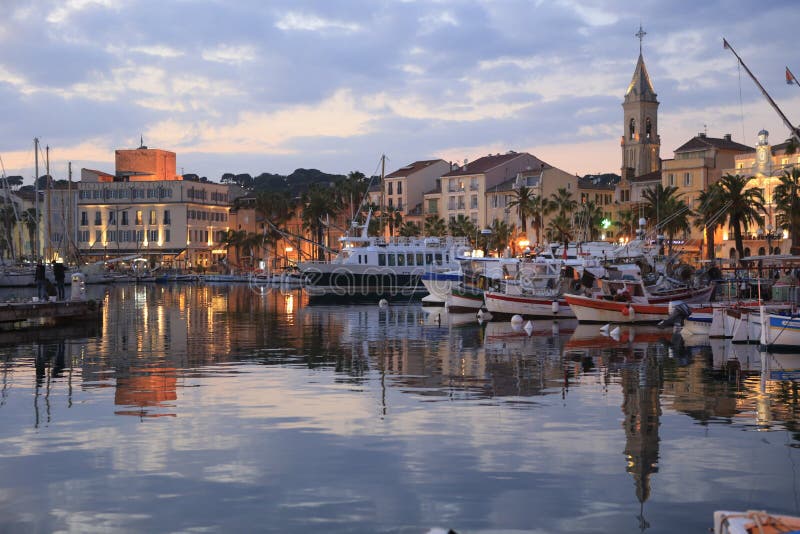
xmin=625 ymin=53 xmax=657 ymax=103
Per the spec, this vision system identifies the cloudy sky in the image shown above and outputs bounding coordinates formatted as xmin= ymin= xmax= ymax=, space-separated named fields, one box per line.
xmin=1 ymin=0 xmax=799 ymax=184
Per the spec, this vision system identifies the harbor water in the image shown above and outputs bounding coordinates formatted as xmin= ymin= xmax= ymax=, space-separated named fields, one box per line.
xmin=0 ymin=283 xmax=798 ymax=532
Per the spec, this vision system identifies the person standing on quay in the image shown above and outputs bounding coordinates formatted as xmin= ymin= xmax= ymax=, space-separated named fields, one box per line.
xmin=52 ymin=260 xmax=66 ymax=300
xmin=34 ymin=261 xmax=46 ymax=301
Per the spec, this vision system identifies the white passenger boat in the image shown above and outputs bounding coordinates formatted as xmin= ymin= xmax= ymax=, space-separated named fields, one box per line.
xmin=298 ymin=219 xmax=470 ymax=300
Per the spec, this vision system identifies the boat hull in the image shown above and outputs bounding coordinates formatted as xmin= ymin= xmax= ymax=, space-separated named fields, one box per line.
xmin=446 ymin=286 xmax=484 ymax=313
xmin=484 ymin=291 xmax=574 ymax=319
xmin=565 ymin=294 xmax=672 ymax=324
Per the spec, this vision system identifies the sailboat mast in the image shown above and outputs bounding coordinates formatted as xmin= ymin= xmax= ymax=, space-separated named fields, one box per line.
xmin=381 ymin=154 xmax=386 ymax=238
xmin=45 ymin=145 xmax=51 ymax=261
xmin=724 ymin=38 xmax=800 ymax=147
xmin=34 ymin=137 xmax=39 ymax=261
xmin=68 ymin=161 xmax=73 ymax=263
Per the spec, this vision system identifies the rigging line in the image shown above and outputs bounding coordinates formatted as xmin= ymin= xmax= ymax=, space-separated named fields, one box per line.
xmin=738 ymin=62 xmax=747 ymax=146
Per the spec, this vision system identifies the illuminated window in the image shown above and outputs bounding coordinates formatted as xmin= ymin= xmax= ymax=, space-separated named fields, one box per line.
xmin=149 ymin=210 xmax=157 ymax=225
xmin=135 ymin=211 xmax=143 ymax=225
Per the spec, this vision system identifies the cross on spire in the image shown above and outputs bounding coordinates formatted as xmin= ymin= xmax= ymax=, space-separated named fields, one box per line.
xmin=636 ymin=24 xmax=647 ymax=54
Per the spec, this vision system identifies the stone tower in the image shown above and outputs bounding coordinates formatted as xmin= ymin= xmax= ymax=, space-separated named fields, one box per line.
xmin=621 ymin=27 xmax=661 ymax=180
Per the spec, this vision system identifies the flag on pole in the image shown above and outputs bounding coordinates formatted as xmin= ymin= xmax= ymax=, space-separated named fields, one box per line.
xmin=787 ymin=66 xmax=797 ymax=85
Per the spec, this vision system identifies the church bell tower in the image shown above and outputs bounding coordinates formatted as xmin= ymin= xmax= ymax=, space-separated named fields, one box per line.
xmin=621 ymin=25 xmax=661 ymax=180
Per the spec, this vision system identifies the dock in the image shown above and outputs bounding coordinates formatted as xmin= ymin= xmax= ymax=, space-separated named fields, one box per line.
xmin=0 ymin=299 xmax=102 ymax=325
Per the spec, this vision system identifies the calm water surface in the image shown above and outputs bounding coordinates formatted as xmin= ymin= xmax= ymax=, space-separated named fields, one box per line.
xmin=0 ymin=284 xmax=799 ymax=533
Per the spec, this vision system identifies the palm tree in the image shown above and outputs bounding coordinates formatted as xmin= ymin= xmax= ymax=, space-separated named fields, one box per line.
xmin=717 ymin=173 xmax=766 ymax=261
xmin=448 ymin=214 xmax=477 ymax=245
xmin=488 ymin=219 xmax=515 ymax=255
xmin=773 ymin=167 xmax=800 ymax=254
xmin=424 ymin=215 xmax=447 ymax=237
xmin=301 ymin=184 xmax=340 ymax=261
xmin=693 ymin=183 xmax=727 ymax=261
xmin=574 ymin=201 xmax=604 ymax=241
xmin=385 ymin=205 xmax=403 ymax=237
xmin=339 ymin=171 xmax=368 ymax=221
xmin=615 ymin=209 xmax=635 ymax=241
xmin=642 ymin=184 xmax=691 ymax=254
xmin=529 ymin=195 xmax=546 ymax=245
xmin=222 ymin=229 xmax=248 ymax=268
xmin=255 ymin=190 xmax=293 ymax=269
xmin=0 ymin=205 xmax=17 ymax=261
xmin=398 ymin=221 xmax=420 ymax=237
xmin=506 ymin=185 xmax=536 ymax=235
xmin=548 ymin=187 xmax=577 ymax=218
xmin=21 ymin=207 xmax=38 ymax=260
xmin=545 ymin=213 xmax=573 ymax=244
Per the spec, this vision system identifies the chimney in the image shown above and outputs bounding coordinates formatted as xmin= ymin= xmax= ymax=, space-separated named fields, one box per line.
xmin=724 ymin=133 xmax=732 ymax=141
xmin=698 ymin=132 xmax=707 ymax=138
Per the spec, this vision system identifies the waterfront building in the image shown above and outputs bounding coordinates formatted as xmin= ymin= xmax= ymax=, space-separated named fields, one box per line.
xmin=383 ymin=159 xmax=451 ymax=220
xmin=485 ymin=164 xmax=578 ymax=245
xmin=716 ymin=129 xmax=800 ymax=259
xmin=425 ymin=152 xmax=548 ymax=230
xmin=577 ymin=174 xmax=620 ymax=240
xmin=78 ymin=146 xmax=232 ymax=270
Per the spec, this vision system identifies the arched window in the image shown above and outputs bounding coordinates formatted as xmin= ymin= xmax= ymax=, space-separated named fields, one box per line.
xmin=645 ymin=118 xmax=652 ymax=140
xmin=729 ymin=248 xmax=737 ymax=259
xmin=758 ymin=247 xmax=766 ymax=256
xmin=774 ymin=246 xmax=782 ymax=255
xmin=744 ymin=247 xmax=751 ymax=257
xmin=629 ymin=118 xmax=636 ymax=140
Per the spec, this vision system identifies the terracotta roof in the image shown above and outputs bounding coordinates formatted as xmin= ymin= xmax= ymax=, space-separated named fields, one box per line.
xmin=674 ymin=135 xmax=752 ymax=153
xmin=443 ymin=152 xmax=541 ymax=177
xmin=629 ymin=170 xmax=661 ymax=183
xmin=385 ymin=159 xmax=445 ymax=179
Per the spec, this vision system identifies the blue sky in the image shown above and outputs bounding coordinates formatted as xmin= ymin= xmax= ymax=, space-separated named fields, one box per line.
xmin=1 ymin=0 xmax=799 ymax=184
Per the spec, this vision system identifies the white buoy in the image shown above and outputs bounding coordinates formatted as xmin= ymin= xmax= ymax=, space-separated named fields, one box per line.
xmin=610 ymin=326 xmax=621 ymax=339
xmin=524 ymin=320 xmax=534 ymax=335
xmin=378 ymin=299 xmax=389 ymax=308
xmin=551 ymin=301 xmax=559 ymax=315
xmin=600 ymin=323 xmax=610 ymax=334
xmin=511 ymin=314 xmax=523 ymax=324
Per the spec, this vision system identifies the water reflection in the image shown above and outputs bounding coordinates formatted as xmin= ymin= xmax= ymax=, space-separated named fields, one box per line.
xmin=0 ymin=285 xmax=799 ymax=532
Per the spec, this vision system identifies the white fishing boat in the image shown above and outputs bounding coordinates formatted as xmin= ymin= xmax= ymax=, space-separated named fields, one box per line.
xmin=444 ymin=256 xmax=519 ymax=313
xmin=420 ymin=269 xmax=461 ymax=305
xmin=759 ymin=307 xmax=800 ymax=351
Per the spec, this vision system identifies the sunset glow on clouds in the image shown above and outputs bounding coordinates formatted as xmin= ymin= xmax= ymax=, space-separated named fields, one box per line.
xmin=0 ymin=0 xmax=798 ymax=182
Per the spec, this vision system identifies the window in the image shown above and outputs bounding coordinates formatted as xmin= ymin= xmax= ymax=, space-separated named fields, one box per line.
xmin=668 ymin=174 xmax=675 ymax=186
xmin=684 ymin=173 xmax=692 ymax=187
xmin=121 ymin=211 xmax=128 ymax=226
xmin=163 ymin=210 xmax=171 ymax=224
xmin=165 ymin=229 xmax=170 ymax=242
xmin=457 ymin=196 xmax=465 ymax=210
xmin=629 ymin=118 xmax=636 ymax=140
xmin=427 ymin=199 xmax=438 ymax=214
xmin=470 ymin=195 xmax=478 ymax=209
xmin=397 ymin=253 xmax=405 ymax=266
xmin=149 ymin=229 xmax=158 ymax=242
xmin=94 ymin=211 xmax=101 ymax=225
xmin=95 ymin=230 xmax=101 ymax=243
xmin=149 ymin=210 xmax=157 ymax=225
xmin=406 ymin=253 xmax=414 ymax=266
xmin=387 ymin=182 xmax=393 ymax=195
xmin=448 ymin=196 xmax=456 ymax=210
xmin=387 ymin=254 xmax=396 ymax=266
xmin=397 ymin=182 xmax=402 ymax=194
xmin=378 ymin=253 xmax=385 ymax=266
xmin=470 ymin=177 xmax=479 ymax=191
xmin=645 ymin=118 xmax=652 ymax=140
xmin=388 ymin=198 xmax=393 ymax=208
xmin=109 ymin=211 xmax=116 ymax=224
xmin=135 ymin=211 xmax=143 ymax=225
xmin=80 ymin=212 xmax=88 ymax=226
